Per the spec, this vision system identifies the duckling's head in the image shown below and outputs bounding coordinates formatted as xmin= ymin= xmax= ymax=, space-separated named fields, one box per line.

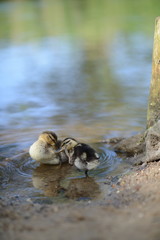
xmin=60 ymin=137 xmax=78 ymax=151
xmin=38 ymin=131 xmax=58 ymax=146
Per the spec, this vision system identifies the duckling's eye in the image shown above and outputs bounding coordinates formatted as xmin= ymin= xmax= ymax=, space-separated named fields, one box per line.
xmin=62 ymin=140 xmax=71 ymax=147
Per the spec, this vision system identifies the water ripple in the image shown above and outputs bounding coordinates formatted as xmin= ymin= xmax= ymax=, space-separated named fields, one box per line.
xmin=0 ymin=144 xmax=127 ymax=202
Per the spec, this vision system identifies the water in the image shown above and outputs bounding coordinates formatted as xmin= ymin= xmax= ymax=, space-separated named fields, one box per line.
xmin=0 ymin=0 xmax=158 ymax=202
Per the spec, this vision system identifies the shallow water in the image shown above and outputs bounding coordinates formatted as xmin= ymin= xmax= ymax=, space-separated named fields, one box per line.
xmin=0 ymin=143 xmax=131 ymax=203
xmin=0 ymin=0 xmax=158 ymax=202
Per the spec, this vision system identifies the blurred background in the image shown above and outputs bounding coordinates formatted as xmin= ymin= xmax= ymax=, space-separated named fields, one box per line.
xmin=0 ymin=0 xmax=159 ymax=149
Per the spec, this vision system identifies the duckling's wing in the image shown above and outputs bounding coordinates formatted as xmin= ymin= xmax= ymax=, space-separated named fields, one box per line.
xmin=85 ymin=144 xmax=99 ymax=161
xmin=73 ymin=144 xmax=87 ymax=162
xmin=74 ymin=143 xmax=99 ymax=162
xmin=87 ymin=151 xmax=100 ymax=162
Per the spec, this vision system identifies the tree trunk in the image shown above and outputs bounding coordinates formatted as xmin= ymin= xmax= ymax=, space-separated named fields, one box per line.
xmin=147 ymin=17 xmax=160 ymax=128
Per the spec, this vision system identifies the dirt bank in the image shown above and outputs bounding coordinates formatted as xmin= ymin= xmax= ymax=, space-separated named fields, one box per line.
xmin=0 ymin=161 xmax=160 ymax=240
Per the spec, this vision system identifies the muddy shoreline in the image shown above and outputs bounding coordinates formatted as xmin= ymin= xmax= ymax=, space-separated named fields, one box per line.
xmin=1 ymin=160 xmax=160 ymax=240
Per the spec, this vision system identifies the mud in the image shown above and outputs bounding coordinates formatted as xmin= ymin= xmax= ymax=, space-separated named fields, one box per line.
xmin=0 ymin=161 xmax=160 ymax=240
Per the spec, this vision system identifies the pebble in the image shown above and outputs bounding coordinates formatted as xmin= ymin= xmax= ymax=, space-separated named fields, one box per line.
xmin=53 ymin=206 xmax=59 ymax=212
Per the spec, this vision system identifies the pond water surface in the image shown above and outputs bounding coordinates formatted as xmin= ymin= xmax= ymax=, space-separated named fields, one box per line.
xmin=0 ymin=0 xmax=158 ymax=202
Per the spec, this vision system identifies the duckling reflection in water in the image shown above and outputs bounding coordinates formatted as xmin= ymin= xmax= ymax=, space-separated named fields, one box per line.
xmin=57 ymin=138 xmax=100 ymax=177
xmin=32 ymin=164 xmax=100 ymax=199
xmin=32 ymin=164 xmax=71 ymax=197
xmin=29 ymin=131 xmax=68 ymax=165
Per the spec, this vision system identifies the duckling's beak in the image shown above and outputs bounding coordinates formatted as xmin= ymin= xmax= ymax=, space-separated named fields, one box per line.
xmin=55 ymin=148 xmax=64 ymax=153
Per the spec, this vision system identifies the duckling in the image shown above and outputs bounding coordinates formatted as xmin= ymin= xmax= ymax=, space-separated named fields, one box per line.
xmin=29 ymin=131 xmax=67 ymax=165
xmin=58 ymin=138 xmax=100 ymax=176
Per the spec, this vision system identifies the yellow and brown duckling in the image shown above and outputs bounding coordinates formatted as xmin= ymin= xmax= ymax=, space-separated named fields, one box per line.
xmin=29 ymin=131 xmax=68 ymax=164
xmin=58 ymin=137 xmax=100 ymax=176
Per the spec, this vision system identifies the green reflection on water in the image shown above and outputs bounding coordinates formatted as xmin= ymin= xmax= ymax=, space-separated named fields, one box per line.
xmin=0 ymin=0 xmax=159 ymax=42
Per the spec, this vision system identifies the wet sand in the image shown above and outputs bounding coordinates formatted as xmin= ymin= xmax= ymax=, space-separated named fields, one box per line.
xmin=1 ymin=161 xmax=160 ymax=240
